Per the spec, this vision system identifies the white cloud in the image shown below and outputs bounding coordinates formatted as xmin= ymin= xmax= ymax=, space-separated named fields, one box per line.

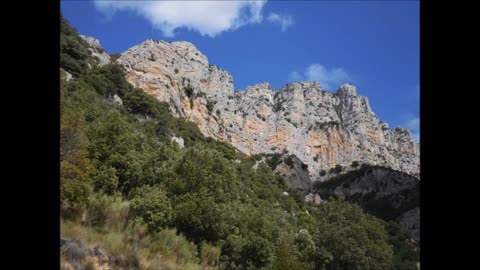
xmin=288 ymin=64 xmax=352 ymax=90
xmin=267 ymin=12 xmax=293 ymax=31
xmin=401 ymin=115 xmax=420 ymax=142
xmin=94 ymin=0 xmax=268 ymax=37
xmin=288 ymin=71 xmax=303 ymax=82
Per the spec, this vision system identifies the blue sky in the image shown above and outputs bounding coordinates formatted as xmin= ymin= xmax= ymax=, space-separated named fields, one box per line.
xmin=61 ymin=0 xmax=419 ymax=141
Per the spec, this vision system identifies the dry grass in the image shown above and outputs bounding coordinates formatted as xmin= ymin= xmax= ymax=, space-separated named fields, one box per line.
xmin=60 ymin=219 xmax=210 ymax=269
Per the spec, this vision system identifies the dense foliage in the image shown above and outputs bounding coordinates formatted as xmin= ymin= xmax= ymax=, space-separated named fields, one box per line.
xmin=60 ymin=15 xmax=418 ymax=270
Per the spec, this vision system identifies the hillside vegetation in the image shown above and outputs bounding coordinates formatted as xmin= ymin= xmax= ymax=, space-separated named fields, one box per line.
xmin=60 ymin=15 xmax=418 ymax=270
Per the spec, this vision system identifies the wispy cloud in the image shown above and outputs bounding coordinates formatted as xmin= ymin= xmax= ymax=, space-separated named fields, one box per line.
xmin=401 ymin=114 xmax=420 ymax=142
xmin=288 ymin=64 xmax=352 ymax=90
xmin=267 ymin=12 xmax=294 ymax=31
xmin=93 ymin=1 xmax=276 ymax=37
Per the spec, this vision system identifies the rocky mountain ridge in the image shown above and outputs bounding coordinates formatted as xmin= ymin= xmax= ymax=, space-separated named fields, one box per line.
xmin=84 ymin=37 xmax=419 ymax=184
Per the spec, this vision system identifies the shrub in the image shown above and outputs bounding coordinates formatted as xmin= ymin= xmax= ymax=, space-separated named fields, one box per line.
xmin=169 ymin=118 xmax=205 ymax=147
xmin=92 ymin=166 xmax=118 ymax=195
xmin=60 ymin=15 xmax=94 ymax=75
xmin=315 ymin=121 xmax=340 ymax=130
xmin=129 ymin=186 xmax=172 ymax=233
xmin=335 ymin=164 xmax=343 ymax=173
xmin=200 ymin=242 xmax=221 ymax=267
xmin=351 ymin=161 xmax=359 ymax=168
xmin=320 ymin=170 xmax=327 ymax=176
xmin=60 ymin=109 xmax=95 ymax=206
xmin=174 ymin=68 xmax=179 ymax=74
xmin=85 ymin=193 xmax=114 ymax=229
xmin=206 ymin=100 xmax=214 ymax=113
xmin=110 ymin=53 xmax=121 ymax=62
xmin=273 ymin=237 xmax=307 ymax=270
xmin=184 ymin=85 xmax=194 ymax=98
xmin=311 ymin=200 xmax=394 ymax=270
xmin=173 ymin=193 xmax=225 ymax=243
xmin=148 ymin=229 xmax=198 ymax=266
xmin=265 ymin=153 xmax=282 ymax=169
xmin=221 ymin=233 xmax=275 ymax=270
xmin=196 ymin=91 xmax=207 ymax=98
xmin=285 ymin=155 xmax=295 ymax=169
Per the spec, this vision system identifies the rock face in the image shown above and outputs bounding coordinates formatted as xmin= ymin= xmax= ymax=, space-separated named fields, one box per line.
xmin=171 ymin=136 xmax=185 ymax=148
xmin=80 ymin=35 xmax=111 ymax=66
xmin=113 ymin=39 xmax=419 ymax=182
xmin=399 ymin=207 xmax=420 ymax=241
xmin=314 ymin=165 xmax=420 ymax=239
xmin=61 ymin=237 xmax=139 ymax=270
xmin=274 ymin=154 xmax=312 ymax=190
xmin=305 ymin=193 xmax=323 ymax=205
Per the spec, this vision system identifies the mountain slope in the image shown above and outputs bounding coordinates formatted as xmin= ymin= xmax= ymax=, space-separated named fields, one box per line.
xmin=114 ymin=39 xmax=419 ymax=183
xmin=60 ymin=16 xmax=420 ymax=269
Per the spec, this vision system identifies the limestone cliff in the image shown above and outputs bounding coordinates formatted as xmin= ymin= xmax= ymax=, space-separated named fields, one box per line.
xmin=108 ymin=39 xmax=418 ymax=182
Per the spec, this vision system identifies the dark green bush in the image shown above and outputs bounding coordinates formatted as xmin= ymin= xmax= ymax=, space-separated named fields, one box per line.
xmin=130 ymin=186 xmax=172 ymax=233
xmin=206 ymin=100 xmax=214 ymax=113
xmin=184 ymin=85 xmax=194 ymax=98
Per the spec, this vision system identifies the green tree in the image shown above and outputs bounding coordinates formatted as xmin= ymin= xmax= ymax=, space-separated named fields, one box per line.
xmin=273 ymin=237 xmax=307 ymax=270
xmin=221 ymin=233 xmax=275 ymax=270
xmin=123 ymin=88 xmax=171 ymax=119
xmin=310 ymin=200 xmax=394 ymax=270
xmin=173 ymin=192 xmax=225 ymax=243
xmin=169 ymin=145 xmax=239 ymax=202
xmin=60 ymin=14 xmax=94 ymax=75
xmin=383 ymin=221 xmax=419 ymax=270
xmin=92 ymin=166 xmax=118 ymax=195
xmin=88 ymin=111 xmax=146 ymax=194
xmin=60 ymin=109 xmax=94 ymax=207
xmin=130 ymin=186 xmax=172 ymax=233
xmin=294 ymin=229 xmax=316 ymax=266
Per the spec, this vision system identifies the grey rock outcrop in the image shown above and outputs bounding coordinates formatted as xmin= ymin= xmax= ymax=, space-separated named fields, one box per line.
xmin=65 ymin=71 xmax=72 ymax=81
xmin=305 ymin=193 xmax=314 ymax=203
xmin=60 ymin=237 xmax=138 ymax=270
xmin=274 ymin=154 xmax=312 ymax=190
xmin=112 ymin=39 xmax=419 ymax=183
xmin=171 ymin=136 xmax=185 ymax=148
xmin=398 ymin=207 xmax=420 ymax=241
xmin=79 ymin=35 xmax=111 ymax=66
xmin=314 ymin=194 xmax=322 ymax=204
xmin=113 ymin=94 xmax=123 ymax=105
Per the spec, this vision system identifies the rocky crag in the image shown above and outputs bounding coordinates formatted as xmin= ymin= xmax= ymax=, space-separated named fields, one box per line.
xmin=79 ymin=35 xmax=111 ymax=66
xmin=112 ymin=39 xmax=419 ymax=184
xmin=81 ymin=37 xmax=419 ymax=187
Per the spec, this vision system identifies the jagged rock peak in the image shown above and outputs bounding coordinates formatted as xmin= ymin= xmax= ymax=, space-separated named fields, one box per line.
xmin=337 ymin=83 xmax=357 ymax=97
xmin=284 ymin=81 xmax=321 ymax=90
xmin=79 ymin=35 xmax=110 ymax=66
xmin=245 ymin=82 xmax=272 ymax=90
xmin=124 ymin=39 xmax=210 ymax=65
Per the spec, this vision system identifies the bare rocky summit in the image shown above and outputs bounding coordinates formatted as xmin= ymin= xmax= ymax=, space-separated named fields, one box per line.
xmin=80 ymin=35 xmax=111 ymax=66
xmin=99 ymin=38 xmax=419 ymax=184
